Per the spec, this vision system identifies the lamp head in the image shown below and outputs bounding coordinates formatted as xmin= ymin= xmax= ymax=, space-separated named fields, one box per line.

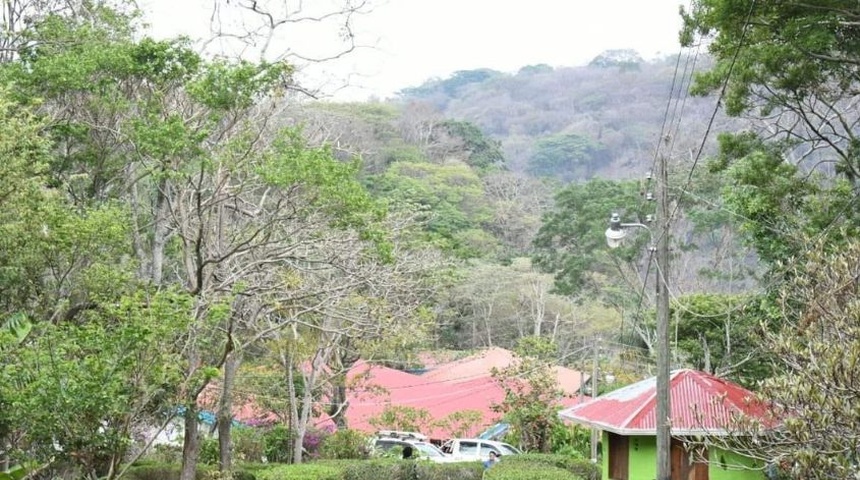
xmin=605 ymin=213 xmax=627 ymax=249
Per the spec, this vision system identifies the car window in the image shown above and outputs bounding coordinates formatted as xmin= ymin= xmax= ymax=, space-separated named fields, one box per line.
xmin=414 ymin=443 xmax=443 ymax=457
xmin=459 ymin=441 xmax=479 ymax=456
xmin=374 ymin=440 xmax=404 ymax=451
xmin=498 ymin=443 xmax=521 ymax=455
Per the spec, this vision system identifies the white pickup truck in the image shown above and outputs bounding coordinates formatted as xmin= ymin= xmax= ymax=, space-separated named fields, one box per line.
xmin=440 ymin=438 xmax=521 ymax=461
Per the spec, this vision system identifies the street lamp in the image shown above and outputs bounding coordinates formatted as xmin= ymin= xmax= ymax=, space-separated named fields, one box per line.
xmin=605 ymin=211 xmax=671 ymax=480
xmin=604 ymin=213 xmax=653 ymax=249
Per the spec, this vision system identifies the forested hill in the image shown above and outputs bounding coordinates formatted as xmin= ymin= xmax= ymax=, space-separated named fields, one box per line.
xmin=395 ymin=51 xmax=737 ymax=182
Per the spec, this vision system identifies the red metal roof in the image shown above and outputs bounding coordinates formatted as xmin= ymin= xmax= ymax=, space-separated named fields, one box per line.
xmin=330 ymin=350 xmax=587 ymax=439
xmin=558 ymin=369 xmax=769 ymax=436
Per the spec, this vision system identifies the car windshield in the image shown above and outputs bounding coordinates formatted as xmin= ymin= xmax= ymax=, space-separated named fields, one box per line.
xmin=413 ymin=443 xmax=444 ymax=457
xmin=498 ymin=443 xmax=521 ymax=455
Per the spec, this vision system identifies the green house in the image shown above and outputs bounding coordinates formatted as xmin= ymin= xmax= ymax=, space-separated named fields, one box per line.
xmin=559 ymin=369 xmax=768 ymax=480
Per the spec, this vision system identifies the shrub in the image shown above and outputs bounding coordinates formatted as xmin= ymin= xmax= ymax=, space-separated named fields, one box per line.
xmin=199 ymin=437 xmax=219 ymax=465
xmin=233 ymin=428 xmax=266 ymax=463
xmin=342 ymin=460 xmax=398 ymax=480
xmin=342 ymin=459 xmax=483 ymax=480
xmin=141 ymin=444 xmax=183 ymax=464
xmin=484 ymin=463 xmax=577 ymax=480
xmin=320 ymin=429 xmax=371 ymax=460
xmin=497 ymin=454 xmax=600 ymax=480
xmin=302 ymin=427 xmax=332 ymax=459
xmin=262 ymin=426 xmax=292 ymax=463
xmin=124 ymin=463 xmax=256 ymax=480
xmin=253 ymin=461 xmax=345 ymax=480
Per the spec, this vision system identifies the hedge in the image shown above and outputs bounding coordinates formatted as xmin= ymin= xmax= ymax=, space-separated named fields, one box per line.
xmin=495 ymin=453 xmax=600 ymax=480
xmin=123 ymin=463 xmax=256 ymax=480
xmin=484 ymin=463 xmax=577 ymax=480
xmin=342 ymin=459 xmax=483 ymax=480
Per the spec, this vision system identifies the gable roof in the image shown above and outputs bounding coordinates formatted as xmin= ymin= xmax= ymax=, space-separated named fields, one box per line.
xmin=336 ymin=348 xmax=588 ymax=439
xmin=558 ymin=369 xmax=768 ymax=436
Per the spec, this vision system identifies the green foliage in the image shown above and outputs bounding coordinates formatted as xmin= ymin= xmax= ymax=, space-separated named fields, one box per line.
xmin=368 ymin=161 xmax=494 ymax=257
xmin=670 ymin=293 xmax=771 ymax=386
xmin=434 ymin=120 xmax=505 ymax=170
xmin=588 ymin=49 xmax=644 ymax=70
xmin=400 ymin=69 xmax=503 ymax=98
xmin=262 ymin=426 xmax=293 ymax=464
xmin=492 ymin=337 xmax=567 ymax=453
xmin=199 ymin=437 xmax=220 ymax=466
xmin=342 ymin=459 xmax=483 ymax=480
xmin=682 ymin=0 xmax=860 ymax=117
xmin=432 ymin=410 xmax=484 ymax=438
xmin=368 ymin=405 xmax=434 ymax=433
xmin=124 ymin=463 xmax=256 ymax=480
xmin=527 ymin=133 xmax=609 ymax=182
xmin=1 ymin=288 xmax=192 ymax=474
xmin=490 ymin=454 xmax=600 ymax=480
xmin=253 ymin=461 xmax=347 ymax=480
xmin=187 ymin=60 xmax=289 ymax=110
xmin=548 ymin=424 xmax=590 ymax=459
xmin=260 ymin=128 xmax=391 ymax=259
xmin=320 ymin=429 xmax=371 ymax=460
xmin=483 ymin=462 xmax=578 ymax=480
xmin=532 ymin=179 xmax=643 ymax=295
xmin=711 ymin=238 xmax=860 ymax=479
xmin=0 ymin=465 xmax=26 ymax=480
xmin=710 ymin=132 xmax=860 ymax=273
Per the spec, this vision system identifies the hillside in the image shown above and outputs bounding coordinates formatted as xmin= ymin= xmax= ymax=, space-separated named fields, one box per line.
xmin=396 ymin=53 xmax=744 ymax=182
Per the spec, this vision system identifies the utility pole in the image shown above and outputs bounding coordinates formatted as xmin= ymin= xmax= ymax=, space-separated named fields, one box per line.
xmin=590 ymin=336 xmax=600 ymax=461
xmin=604 ymin=155 xmax=672 ymax=479
xmin=655 ymin=152 xmax=671 ymax=480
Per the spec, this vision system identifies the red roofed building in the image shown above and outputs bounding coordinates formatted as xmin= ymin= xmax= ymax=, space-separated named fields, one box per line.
xmin=559 ymin=369 xmax=770 ymax=480
xmin=336 ymin=348 xmax=587 ymax=439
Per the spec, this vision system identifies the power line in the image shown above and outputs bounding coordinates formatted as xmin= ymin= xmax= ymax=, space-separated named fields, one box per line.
xmin=668 ymin=0 xmax=758 ymax=226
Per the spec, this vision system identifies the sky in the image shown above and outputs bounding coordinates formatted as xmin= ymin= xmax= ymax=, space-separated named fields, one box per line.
xmin=139 ymin=0 xmax=687 ymax=101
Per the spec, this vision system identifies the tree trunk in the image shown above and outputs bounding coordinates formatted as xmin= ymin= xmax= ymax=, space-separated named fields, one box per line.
xmin=179 ymin=403 xmax=201 ymax=480
xmin=151 ymin=178 xmax=169 ymax=285
xmin=328 ymin=382 xmax=348 ymax=429
xmin=218 ymin=351 xmax=241 ymax=472
xmin=287 ymin=351 xmax=302 ymax=464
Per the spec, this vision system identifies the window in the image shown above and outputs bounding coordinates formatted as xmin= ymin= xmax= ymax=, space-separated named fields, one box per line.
xmin=459 ymin=441 xmax=479 ymax=457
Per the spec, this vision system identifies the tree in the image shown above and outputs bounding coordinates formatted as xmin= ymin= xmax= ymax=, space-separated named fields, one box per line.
xmin=532 ymin=179 xmax=644 ymax=296
xmin=704 ymin=238 xmax=860 ymax=479
xmin=588 ymin=49 xmax=644 ymax=70
xmin=369 ymin=160 xmax=495 ymax=258
xmin=527 ymin=133 xmax=609 ymax=182
xmin=0 ymin=5 xmax=396 ymax=478
xmin=682 ymin=0 xmax=860 ymax=183
xmin=669 ymin=293 xmax=770 ymax=386
xmin=491 ymin=336 xmax=568 ymax=453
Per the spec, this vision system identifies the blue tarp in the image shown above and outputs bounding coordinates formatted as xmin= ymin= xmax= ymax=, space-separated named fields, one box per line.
xmin=174 ymin=406 xmax=243 ymax=427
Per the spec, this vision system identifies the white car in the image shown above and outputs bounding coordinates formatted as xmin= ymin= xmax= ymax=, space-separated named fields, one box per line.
xmin=440 ymin=438 xmax=522 ymax=461
xmin=372 ymin=437 xmax=461 ymax=463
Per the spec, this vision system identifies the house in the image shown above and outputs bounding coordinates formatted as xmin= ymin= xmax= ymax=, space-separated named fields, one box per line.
xmin=558 ymin=369 xmax=770 ymax=480
xmin=339 ymin=347 xmax=588 ymax=439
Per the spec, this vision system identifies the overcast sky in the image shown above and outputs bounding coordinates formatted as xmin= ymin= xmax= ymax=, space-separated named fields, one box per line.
xmin=139 ymin=0 xmax=687 ymax=101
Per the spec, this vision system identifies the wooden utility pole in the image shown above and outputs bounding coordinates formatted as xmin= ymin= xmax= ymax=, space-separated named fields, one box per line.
xmin=655 ymin=153 xmax=672 ymax=480
xmin=590 ymin=336 xmax=600 ymax=461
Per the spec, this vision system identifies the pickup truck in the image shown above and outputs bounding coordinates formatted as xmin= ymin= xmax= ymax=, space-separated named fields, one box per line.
xmin=439 ymin=438 xmax=521 ymax=461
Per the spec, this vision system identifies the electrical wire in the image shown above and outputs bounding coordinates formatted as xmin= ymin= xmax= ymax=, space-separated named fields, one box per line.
xmin=668 ymin=0 xmax=758 ymax=226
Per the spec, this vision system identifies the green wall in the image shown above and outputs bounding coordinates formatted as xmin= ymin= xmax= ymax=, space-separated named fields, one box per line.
xmin=601 ymin=432 xmax=765 ymax=480
xmin=709 ymin=447 xmax=764 ymax=480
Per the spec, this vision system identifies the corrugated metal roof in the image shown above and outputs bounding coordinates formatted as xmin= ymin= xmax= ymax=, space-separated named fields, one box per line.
xmin=558 ymin=369 xmax=769 ymax=436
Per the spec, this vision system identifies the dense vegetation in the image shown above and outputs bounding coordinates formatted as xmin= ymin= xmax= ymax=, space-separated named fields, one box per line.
xmin=2 ymin=0 xmax=860 ymax=479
